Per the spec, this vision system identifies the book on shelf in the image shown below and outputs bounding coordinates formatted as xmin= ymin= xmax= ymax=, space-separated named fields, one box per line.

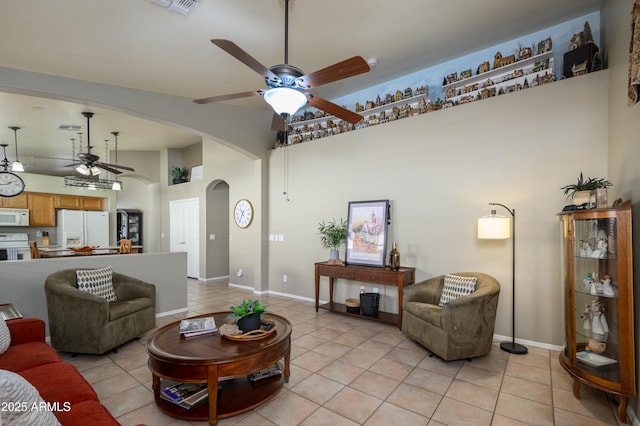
xmin=160 ymin=382 xmax=208 ymax=409
xmin=179 ymin=316 xmax=217 ymax=338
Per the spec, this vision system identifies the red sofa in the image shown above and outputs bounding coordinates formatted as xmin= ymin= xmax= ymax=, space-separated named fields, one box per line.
xmin=0 ymin=318 xmax=119 ymax=425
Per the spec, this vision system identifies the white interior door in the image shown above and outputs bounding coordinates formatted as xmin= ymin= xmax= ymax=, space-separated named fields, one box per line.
xmin=170 ymin=198 xmax=199 ymax=278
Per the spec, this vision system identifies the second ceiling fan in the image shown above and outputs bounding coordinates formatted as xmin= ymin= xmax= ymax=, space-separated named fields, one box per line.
xmin=194 ymin=0 xmax=371 ymax=129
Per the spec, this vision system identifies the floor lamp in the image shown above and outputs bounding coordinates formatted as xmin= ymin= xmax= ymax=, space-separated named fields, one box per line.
xmin=478 ymin=202 xmax=528 ymax=355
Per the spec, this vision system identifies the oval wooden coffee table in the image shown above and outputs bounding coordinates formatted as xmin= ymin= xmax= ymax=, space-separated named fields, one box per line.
xmin=146 ymin=312 xmax=291 ymax=425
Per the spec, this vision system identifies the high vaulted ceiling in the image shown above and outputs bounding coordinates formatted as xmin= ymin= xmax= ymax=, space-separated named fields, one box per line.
xmin=0 ymin=0 xmax=603 ymax=176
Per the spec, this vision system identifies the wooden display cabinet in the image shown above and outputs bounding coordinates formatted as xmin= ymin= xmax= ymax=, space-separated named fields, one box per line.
xmin=558 ymin=207 xmax=635 ymax=423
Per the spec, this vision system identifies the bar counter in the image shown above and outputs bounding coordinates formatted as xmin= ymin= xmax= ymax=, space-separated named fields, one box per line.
xmin=38 ymin=246 xmax=142 ymax=258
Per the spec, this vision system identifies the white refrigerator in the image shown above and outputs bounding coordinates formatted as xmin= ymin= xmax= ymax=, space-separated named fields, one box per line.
xmin=57 ymin=209 xmax=110 ymax=248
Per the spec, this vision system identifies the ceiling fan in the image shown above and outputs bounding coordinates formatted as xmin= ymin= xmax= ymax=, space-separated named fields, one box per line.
xmin=193 ymin=0 xmax=371 ymax=130
xmin=35 ymin=112 xmax=135 ymax=175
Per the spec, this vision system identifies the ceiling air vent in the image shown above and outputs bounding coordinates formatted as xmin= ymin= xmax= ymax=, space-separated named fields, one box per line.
xmin=148 ymin=0 xmax=202 ymax=16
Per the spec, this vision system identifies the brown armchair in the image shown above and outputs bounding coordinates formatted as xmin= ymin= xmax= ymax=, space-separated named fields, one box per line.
xmin=45 ymin=268 xmax=156 ymax=354
xmin=402 ymin=272 xmax=500 ymax=361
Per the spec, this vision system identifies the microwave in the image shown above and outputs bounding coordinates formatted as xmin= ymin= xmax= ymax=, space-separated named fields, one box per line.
xmin=0 ymin=209 xmax=29 ymax=226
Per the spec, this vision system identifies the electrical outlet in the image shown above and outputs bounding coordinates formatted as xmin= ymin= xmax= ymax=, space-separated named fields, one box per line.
xmin=283 ymin=274 xmax=288 ymax=283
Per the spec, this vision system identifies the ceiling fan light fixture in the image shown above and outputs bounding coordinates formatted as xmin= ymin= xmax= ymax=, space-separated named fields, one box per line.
xmin=264 ymin=87 xmax=307 ymax=116
xmin=11 ymin=161 xmax=24 ymax=172
xmin=76 ymin=164 xmax=90 ymax=175
xmin=90 ymin=166 xmax=102 ymax=176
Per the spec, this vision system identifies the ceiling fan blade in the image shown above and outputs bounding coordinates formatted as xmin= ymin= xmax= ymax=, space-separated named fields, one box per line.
xmin=194 ymin=90 xmax=263 ymax=104
xmin=96 ymin=161 xmax=135 ymax=172
xmin=94 ymin=164 xmax=122 ymax=175
xmin=211 ymin=39 xmax=279 ymax=83
xmin=298 ymin=56 xmax=370 ymax=89
xmin=32 ymin=155 xmax=75 ymax=161
xmin=306 ymin=95 xmax=363 ymax=124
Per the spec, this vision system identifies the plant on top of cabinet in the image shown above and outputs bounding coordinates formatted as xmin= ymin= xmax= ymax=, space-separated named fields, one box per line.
xmin=561 ymin=172 xmax=612 ymax=207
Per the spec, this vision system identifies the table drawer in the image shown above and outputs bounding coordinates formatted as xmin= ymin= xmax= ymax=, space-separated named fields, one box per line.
xmin=317 ymin=265 xmax=355 ymax=279
xmin=354 ymin=269 xmax=399 ymax=284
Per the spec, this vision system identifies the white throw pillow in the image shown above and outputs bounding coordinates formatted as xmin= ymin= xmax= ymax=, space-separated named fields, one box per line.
xmin=438 ymin=274 xmax=478 ymax=306
xmin=0 ymin=369 xmax=61 ymax=425
xmin=0 ymin=318 xmax=10 ymax=355
xmin=76 ymin=266 xmax=117 ymax=302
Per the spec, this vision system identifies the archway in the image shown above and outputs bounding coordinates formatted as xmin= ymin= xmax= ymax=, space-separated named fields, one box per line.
xmin=205 ymin=179 xmax=230 ymax=279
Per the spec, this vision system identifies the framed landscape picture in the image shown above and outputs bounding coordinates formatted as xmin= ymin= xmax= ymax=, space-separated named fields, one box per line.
xmin=345 ymin=200 xmax=390 ymax=267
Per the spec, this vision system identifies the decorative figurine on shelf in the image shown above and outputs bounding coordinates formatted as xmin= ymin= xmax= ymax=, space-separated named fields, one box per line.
xmin=602 ymin=275 xmax=615 ymax=297
xmin=583 ymin=272 xmax=593 ymax=291
xmin=389 ymin=242 xmax=400 ymax=270
xmin=580 ymin=303 xmax=592 ymax=330
xmin=580 ymin=240 xmax=593 ymax=257
xmin=586 ymin=338 xmax=606 ymax=354
xmin=590 ymin=299 xmax=609 ymax=337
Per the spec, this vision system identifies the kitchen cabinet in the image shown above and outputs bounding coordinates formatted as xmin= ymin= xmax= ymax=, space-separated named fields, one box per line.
xmin=558 ymin=207 xmax=635 ymax=423
xmin=54 ymin=194 xmax=104 ymax=211
xmin=54 ymin=195 xmax=82 ymax=209
xmin=117 ymin=209 xmax=142 ymax=248
xmin=28 ymin=193 xmax=55 ymax=226
xmin=0 ymin=193 xmax=28 ymax=208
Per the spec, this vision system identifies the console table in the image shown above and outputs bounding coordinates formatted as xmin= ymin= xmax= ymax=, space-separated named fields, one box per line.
xmin=314 ymin=262 xmax=415 ymax=328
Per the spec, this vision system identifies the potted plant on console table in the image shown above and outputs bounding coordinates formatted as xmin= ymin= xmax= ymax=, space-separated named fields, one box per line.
xmin=318 ymin=218 xmax=347 ymax=265
xmin=227 ymin=299 xmax=268 ymax=333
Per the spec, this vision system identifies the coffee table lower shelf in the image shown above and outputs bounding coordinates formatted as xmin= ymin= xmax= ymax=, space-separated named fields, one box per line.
xmin=155 ymin=374 xmax=285 ymax=422
xmin=318 ymin=302 xmax=398 ymax=325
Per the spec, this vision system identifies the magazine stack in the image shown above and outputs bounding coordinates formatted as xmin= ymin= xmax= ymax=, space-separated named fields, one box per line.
xmin=160 ymin=382 xmax=208 ymax=409
xmin=179 ymin=317 xmax=217 ymax=338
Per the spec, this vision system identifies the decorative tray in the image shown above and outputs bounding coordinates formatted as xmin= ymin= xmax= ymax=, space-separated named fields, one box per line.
xmin=577 ymin=351 xmax=618 ymax=367
xmin=68 ymin=246 xmax=98 ymax=252
xmin=222 ymin=320 xmax=277 ymax=341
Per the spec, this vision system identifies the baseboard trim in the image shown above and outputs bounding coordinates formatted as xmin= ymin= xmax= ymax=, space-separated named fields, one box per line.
xmin=156 ymin=307 xmax=188 ymax=317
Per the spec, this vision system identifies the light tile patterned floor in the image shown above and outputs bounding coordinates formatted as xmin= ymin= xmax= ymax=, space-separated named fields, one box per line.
xmin=62 ymin=279 xmax=624 ymax=425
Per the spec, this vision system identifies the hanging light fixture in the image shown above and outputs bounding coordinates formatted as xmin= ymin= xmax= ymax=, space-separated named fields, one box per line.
xmin=111 ymin=131 xmax=122 ymax=191
xmin=8 ymin=127 xmax=23 ymax=172
xmin=263 ymin=87 xmax=308 ymax=116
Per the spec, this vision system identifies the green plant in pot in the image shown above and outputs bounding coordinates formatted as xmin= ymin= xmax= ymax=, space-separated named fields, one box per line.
xmin=170 ymin=166 xmax=189 ymax=184
xmin=561 ymin=172 xmax=612 ymax=207
xmin=227 ymin=299 xmax=268 ymax=332
xmin=318 ymin=218 xmax=347 ymax=264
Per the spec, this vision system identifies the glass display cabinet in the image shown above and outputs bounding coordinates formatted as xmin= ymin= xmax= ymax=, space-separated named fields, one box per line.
xmin=559 ymin=206 xmax=634 ymax=423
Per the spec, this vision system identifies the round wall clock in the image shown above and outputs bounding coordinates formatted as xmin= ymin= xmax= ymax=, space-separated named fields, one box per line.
xmin=0 ymin=171 xmax=25 ymax=197
xmin=234 ymin=199 xmax=253 ymax=228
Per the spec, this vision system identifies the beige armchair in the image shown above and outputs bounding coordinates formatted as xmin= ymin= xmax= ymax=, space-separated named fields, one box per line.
xmin=45 ymin=268 xmax=156 ymax=354
xmin=402 ymin=272 xmax=500 ymax=361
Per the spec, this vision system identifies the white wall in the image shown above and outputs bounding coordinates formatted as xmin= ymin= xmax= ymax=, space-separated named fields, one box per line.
xmin=269 ymin=71 xmax=609 ymax=347
xmin=601 ymin=0 xmax=640 ymax=420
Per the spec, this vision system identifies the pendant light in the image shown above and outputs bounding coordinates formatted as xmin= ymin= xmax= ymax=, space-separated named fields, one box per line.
xmin=110 ymin=131 xmax=122 ymax=191
xmin=9 ymin=127 xmax=24 ymax=172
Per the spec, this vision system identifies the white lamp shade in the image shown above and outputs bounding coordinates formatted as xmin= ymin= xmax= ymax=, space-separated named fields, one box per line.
xmin=478 ymin=215 xmax=511 ymax=239
xmin=11 ymin=161 xmax=24 ymax=172
xmin=111 ymin=181 xmax=122 ymax=191
xmin=263 ymin=87 xmax=307 ymax=116
xmin=90 ymin=166 xmax=102 ymax=176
